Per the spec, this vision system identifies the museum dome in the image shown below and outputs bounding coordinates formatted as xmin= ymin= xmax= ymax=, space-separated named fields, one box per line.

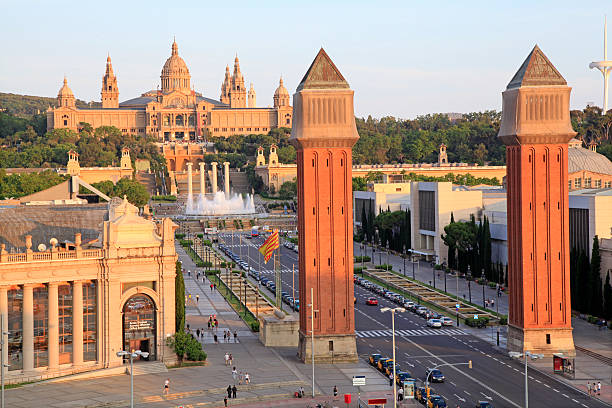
xmin=274 ymin=77 xmax=289 ymax=97
xmin=273 ymin=77 xmax=290 ymax=108
xmin=58 ymin=77 xmax=74 ymax=98
xmin=568 ymin=144 xmax=612 ymax=175
xmin=161 ymin=40 xmax=191 ymax=93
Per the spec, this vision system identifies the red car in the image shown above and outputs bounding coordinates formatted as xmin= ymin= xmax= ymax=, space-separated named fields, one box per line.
xmin=366 ymin=297 xmax=378 ymax=306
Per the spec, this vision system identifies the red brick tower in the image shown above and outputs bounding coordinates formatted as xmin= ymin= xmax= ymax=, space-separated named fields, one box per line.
xmin=291 ymin=49 xmax=359 ymax=362
xmin=499 ymin=45 xmax=576 ymax=356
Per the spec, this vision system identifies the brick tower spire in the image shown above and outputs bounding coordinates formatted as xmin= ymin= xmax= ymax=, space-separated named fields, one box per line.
xmin=101 ymin=55 xmax=119 ymax=108
xmin=499 ymin=45 xmax=576 ymax=356
xmin=291 ymin=48 xmax=359 ymax=363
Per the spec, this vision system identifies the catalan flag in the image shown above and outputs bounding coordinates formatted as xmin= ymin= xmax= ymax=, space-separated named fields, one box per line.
xmin=258 ymin=230 xmax=280 ymax=263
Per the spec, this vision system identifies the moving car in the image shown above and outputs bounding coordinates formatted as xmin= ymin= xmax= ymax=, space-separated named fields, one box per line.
xmin=416 ymin=306 xmax=429 ymax=316
xmin=427 ymin=319 xmax=442 ymax=328
xmin=440 ymin=316 xmax=454 ymax=326
xmin=427 ymin=368 xmax=445 ymax=383
xmin=366 ymin=297 xmax=378 ymax=306
xmin=475 ymin=402 xmax=494 ymax=408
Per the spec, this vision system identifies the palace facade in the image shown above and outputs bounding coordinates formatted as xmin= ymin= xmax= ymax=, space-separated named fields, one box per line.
xmin=0 ymin=198 xmax=178 ymax=383
xmin=47 ymin=41 xmax=292 ymax=140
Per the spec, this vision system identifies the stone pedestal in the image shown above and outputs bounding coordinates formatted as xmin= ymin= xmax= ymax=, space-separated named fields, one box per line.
xmin=508 ymin=324 xmax=575 ymax=357
xmin=298 ymin=331 xmax=357 ymax=363
xmin=258 ymin=315 xmax=299 ymax=347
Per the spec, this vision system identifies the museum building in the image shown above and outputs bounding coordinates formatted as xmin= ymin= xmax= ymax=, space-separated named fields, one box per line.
xmin=46 ymin=40 xmax=293 ymax=140
xmin=0 ymin=197 xmax=177 ymax=383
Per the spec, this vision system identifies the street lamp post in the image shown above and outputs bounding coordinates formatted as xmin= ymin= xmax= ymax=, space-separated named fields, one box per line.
xmin=117 ymin=350 xmax=150 ymax=408
xmin=509 ymin=351 xmax=544 ymax=408
xmin=386 ymin=242 xmax=390 ymax=271
xmin=442 ymin=260 xmax=447 ymax=293
xmin=481 ymin=268 xmax=486 ymax=308
xmin=411 ymin=251 xmax=416 ymax=280
xmin=467 ymin=265 xmax=472 ymax=303
xmin=381 ymin=307 xmax=405 ymax=408
xmin=361 ymin=243 xmax=365 ymax=271
xmin=402 ymin=245 xmax=406 ymax=277
xmin=308 ymin=287 xmax=318 ymax=398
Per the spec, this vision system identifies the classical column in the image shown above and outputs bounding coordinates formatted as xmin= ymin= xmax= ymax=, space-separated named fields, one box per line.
xmin=187 ymin=162 xmax=193 ymax=197
xmin=48 ymin=283 xmax=59 ymax=370
xmin=22 ymin=284 xmax=34 ymax=371
xmin=211 ymin=162 xmax=218 ymax=194
xmin=199 ymin=162 xmax=206 ymax=195
xmin=72 ymin=281 xmax=83 ymax=366
xmin=223 ymin=161 xmax=230 ymax=198
xmin=0 ymin=287 xmax=7 ymax=377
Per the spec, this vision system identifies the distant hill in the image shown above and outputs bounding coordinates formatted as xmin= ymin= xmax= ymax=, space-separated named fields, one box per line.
xmin=0 ymin=92 xmax=100 ymax=118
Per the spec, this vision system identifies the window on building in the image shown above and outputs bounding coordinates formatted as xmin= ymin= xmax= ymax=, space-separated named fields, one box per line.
xmin=575 ymin=178 xmax=582 ymax=188
xmin=33 ymin=285 xmax=48 ymax=368
xmin=222 ymin=128 xmax=227 ymax=132
xmin=418 ymin=190 xmax=436 ymax=231
xmin=230 ymin=128 xmax=235 ymax=131
xmin=585 ymin=177 xmax=592 ymax=188
xmin=595 ymin=179 xmax=602 ymax=188
xmin=606 ymin=181 xmax=612 ymax=188
xmin=83 ymin=281 xmax=97 ymax=362
xmin=214 ymin=128 xmax=219 ymax=132
xmin=58 ymin=284 xmax=73 ymax=365
xmin=63 ymin=120 xmax=68 ymax=126
xmin=569 ymin=208 xmax=589 ymax=255
xmin=8 ymin=286 xmax=23 ymax=371
xmin=247 ymin=128 xmax=251 ymax=131
xmin=568 ymin=180 xmax=572 ymax=190
xmin=255 ymin=128 xmax=259 ymax=131
xmin=163 ymin=115 xmax=170 ymax=126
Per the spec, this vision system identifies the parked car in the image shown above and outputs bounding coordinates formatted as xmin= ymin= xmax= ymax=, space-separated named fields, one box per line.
xmin=427 ymin=395 xmax=447 ymax=408
xmin=369 ymin=353 xmax=382 ymax=366
xmin=415 ymin=387 xmax=428 ymax=403
xmin=378 ymin=358 xmax=393 ymax=373
xmin=427 ymin=319 xmax=442 ymax=328
xmin=385 ymin=363 xmax=401 ymax=377
xmin=366 ymin=297 xmax=378 ymax=306
xmin=395 ymin=371 xmax=412 ymax=386
xmin=475 ymin=402 xmax=494 ymax=408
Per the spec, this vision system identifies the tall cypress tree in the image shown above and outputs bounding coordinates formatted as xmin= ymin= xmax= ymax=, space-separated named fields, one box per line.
xmin=589 ymin=236 xmax=602 ymax=316
xmin=175 ymin=261 xmax=185 ymax=332
xmin=483 ymin=216 xmax=492 ymax=280
xmin=603 ymin=272 xmax=612 ymax=319
xmin=361 ymin=204 xmax=368 ymax=241
xmin=448 ymin=212 xmax=456 ymax=269
xmin=578 ymin=250 xmax=590 ymax=312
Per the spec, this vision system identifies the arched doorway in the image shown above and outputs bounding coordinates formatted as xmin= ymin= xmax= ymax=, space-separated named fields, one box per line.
xmin=122 ymin=294 xmax=156 ymax=361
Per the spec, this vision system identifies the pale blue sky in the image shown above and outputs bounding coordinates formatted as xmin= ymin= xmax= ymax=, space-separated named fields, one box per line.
xmin=1 ymin=1 xmax=609 ymax=118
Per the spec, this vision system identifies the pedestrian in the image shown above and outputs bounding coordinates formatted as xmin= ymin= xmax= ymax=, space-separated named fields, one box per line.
xmin=299 ymin=386 xmax=305 ymax=397
xmin=233 ymin=330 xmax=238 ymax=343
xmin=188 ymin=270 xmax=191 ymax=277
xmin=232 ymin=385 xmax=237 ymax=398
xmin=491 ymin=298 xmax=495 ymax=308
xmin=333 ymin=385 xmax=338 ymax=397
xmin=587 ymin=382 xmax=592 ymax=395
xmin=224 ymin=331 xmax=227 ymax=343
xmin=597 ymin=381 xmax=601 ymax=395
xmin=485 ymin=299 xmax=489 ymax=308
xmin=227 ymin=330 xmax=231 ymax=343
xmin=245 ymin=372 xmax=250 ymax=384
xmin=239 ymin=371 xmax=244 ymax=385
xmin=210 ymin=283 xmax=214 ymax=292
xmin=214 ymin=318 xmax=219 ymax=330
xmin=229 ymin=353 xmax=233 ymax=366
xmin=224 ymin=396 xmax=228 ymax=407
xmin=389 ymin=373 xmax=394 ymax=387
xmin=163 ymin=378 xmax=170 ymax=396
xmin=227 ymin=385 xmax=232 ymax=399
xmin=208 ymin=320 xmax=211 ymax=330
xmin=214 ymin=334 xmax=218 ymax=344
xmin=398 ymin=386 xmax=404 ymax=401
xmin=196 ymin=328 xmax=200 ymax=338
xmin=232 ymin=366 xmax=238 ymax=383
xmin=224 ymin=352 xmax=229 ymax=366
xmin=196 ymin=294 xmax=199 ymax=303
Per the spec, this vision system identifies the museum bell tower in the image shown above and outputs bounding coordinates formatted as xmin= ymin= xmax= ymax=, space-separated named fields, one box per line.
xmin=291 ymin=48 xmax=359 ymax=363
xmin=101 ymin=55 xmax=119 ymax=108
xmin=499 ymin=45 xmax=576 ymax=356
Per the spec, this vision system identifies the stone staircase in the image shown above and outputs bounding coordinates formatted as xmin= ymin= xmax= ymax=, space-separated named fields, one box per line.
xmin=229 ymin=170 xmax=250 ymax=194
xmin=127 ymin=361 xmax=168 ymax=376
xmin=219 ymin=270 xmax=277 ymax=318
xmin=135 ymin=171 xmax=157 ymax=195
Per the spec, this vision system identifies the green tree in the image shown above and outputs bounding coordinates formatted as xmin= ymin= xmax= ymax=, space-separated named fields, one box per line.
xmin=175 ymin=261 xmax=185 ymax=333
xmin=604 ymin=272 xmax=612 ymax=319
xmin=589 ymin=236 xmax=602 ymax=316
xmin=278 ymin=180 xmax=297 ymax=199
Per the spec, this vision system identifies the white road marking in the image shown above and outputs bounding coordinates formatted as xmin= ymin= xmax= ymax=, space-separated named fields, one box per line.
xmin=572 ymin=399 xmax=578 ymax=403
xmin=464 ymin=391 xmax=471 ymax=396
xmin=553 ymin=389 xmax=559 ymax=393
xmin=454 ymin=394 xmax=466 ymax=402
xmin=481 ymin=392 xmax=493 ymax=400
xmin=562 ymin=393 xmax=569 ymax=398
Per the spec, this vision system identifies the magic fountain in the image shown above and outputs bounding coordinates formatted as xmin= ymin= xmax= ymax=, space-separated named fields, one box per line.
xmin=184 ymin=162 xmax=255 ymax=216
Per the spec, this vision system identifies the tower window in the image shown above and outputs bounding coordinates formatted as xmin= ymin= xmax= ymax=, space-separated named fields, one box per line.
xmin=312 ymin=159 xmax=315 ymax=167
xmin=546 ymin=334 xmax=551 ymax=344
xmin=63 ymin=120 xmax=67 ymax=126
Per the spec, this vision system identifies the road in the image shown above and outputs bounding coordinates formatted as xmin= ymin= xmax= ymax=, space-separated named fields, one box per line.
xmin=215 ymin=232 xmax=607 ymax=408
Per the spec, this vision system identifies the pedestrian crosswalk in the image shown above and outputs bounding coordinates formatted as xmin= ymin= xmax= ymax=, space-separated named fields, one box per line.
xmin=356 ymin=328 xmax=466 ymax=338
xmin=256 ymin=269 xmax=294 ymax=275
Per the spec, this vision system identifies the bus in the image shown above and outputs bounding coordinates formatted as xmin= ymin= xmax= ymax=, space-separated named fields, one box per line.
xmin=251 ymin=227 xmax=260 ymax=238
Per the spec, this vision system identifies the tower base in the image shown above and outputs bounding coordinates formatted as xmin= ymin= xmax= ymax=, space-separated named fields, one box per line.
xmin=298 ymin=331 xmax=358 ymax=363
xmin=507 ymin=324 xmax=575 ymax=357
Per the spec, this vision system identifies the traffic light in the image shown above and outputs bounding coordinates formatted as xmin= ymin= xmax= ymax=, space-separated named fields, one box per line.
xmin=468 ymin=360 xmax=473 ymax=369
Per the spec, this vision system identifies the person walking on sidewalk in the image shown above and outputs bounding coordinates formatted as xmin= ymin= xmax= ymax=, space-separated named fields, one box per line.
xmin=163 ymin=378 xmax=170 ymax=396
xmin=233 ymin=330 xmax=238 ymax=343
xmin=224 ymin=352 xmax=229 ymax=366
xmin=224 ymin=396 xmax=228 ymax=407
xmin=223 ymin=331 xmax=227 ymax=343
xmin=245 ymin=372 xmax=250 ymax=384
xmin=196 ymin=294 xmax=199 ymax=303
xmin=597 ymin=381 xmax=601 ymax=395
xmin=333 ymin=385 xmax=338 ymax=397
xmin=210 ymin=283 xmax=214 ymax=292
xmin=389 ymin=373 xmax=394 ymax=387
xmin=227 ymin=385 xmax=232 ymax=399
xmin=229 ymin=353 xmax=233 ymax=366
xmin=232 ymin=366 xmax=238 ymax=383
xmin=232 ymin=385 xmax=237 ymax=398
xmin=588 ymin=382 xmax=592 ymax=395
xmin=214 ymin=334 xmax=218 ymax=343
xmin=196 ymin=328 xmax=200 ymax=338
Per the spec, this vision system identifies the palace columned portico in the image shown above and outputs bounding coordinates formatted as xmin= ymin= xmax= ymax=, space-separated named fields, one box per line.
xmin=0 ymin=198 xmax=178 ymax=383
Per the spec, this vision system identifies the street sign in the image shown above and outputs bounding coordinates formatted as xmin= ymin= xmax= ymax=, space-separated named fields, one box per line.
xmin=455 ymin=303 xmax=460 ymax=309
xmin=368 ymin=398 xmax=387 ymax=404
xmin=474 ymin=314 xmax=479 ymax=320
xmin=353 ymin=375 xmax=366 ymax=386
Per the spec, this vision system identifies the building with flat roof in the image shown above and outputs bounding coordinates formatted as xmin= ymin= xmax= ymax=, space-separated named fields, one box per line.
xmin=0 ymin=197 xmax=177 ymax=383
